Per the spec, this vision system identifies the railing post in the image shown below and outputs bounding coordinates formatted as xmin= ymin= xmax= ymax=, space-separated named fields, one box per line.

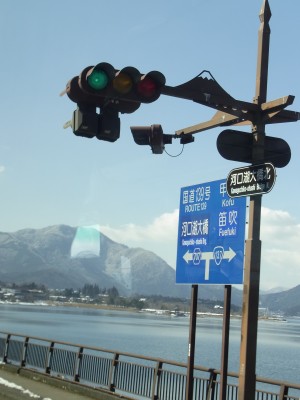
xmin=21 ymin=337 xmax=29 ymax=367
xmin=279 ymin=384 xmax=288 ymax=400
xmin=206 ymin=370 xmax=217 ymax=400
xmin=46 ymin=342 xmax=54 ymax=374
xmin=109 ymin=352 xmax=119 ymax=392
xmin=74 ymin=346 xmax=83 ymax=382
xmin=152 ymin=360 xmax=163 ymax=400
xmin=3 ymin=334 xmax=11 ymax=363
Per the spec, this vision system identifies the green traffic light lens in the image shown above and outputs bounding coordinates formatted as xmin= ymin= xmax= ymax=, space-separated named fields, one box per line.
xmin=87 ymin=69 xmax=109 ymax=90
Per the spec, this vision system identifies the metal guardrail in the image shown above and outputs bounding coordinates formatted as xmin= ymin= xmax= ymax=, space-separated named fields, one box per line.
xmin=0 ymin=332 xmax=299 ymax=400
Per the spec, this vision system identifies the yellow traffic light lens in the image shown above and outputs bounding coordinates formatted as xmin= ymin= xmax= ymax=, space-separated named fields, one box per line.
xmin=113 ymin=72 xmax=133 ymax=94
xmin=87 ymin=69 xmax=109 ymax=90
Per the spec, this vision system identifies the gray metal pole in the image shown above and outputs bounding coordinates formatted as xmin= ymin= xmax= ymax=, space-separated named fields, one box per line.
xmin=238 ymin=1 xmax=271 ymax=399
xmin=220 ymin=285 xmax=231 ymax=400
xmin=186 ymin=284 xmax=198 ymax=400
xmin=238 ymin=196 xmax=262 ymax=399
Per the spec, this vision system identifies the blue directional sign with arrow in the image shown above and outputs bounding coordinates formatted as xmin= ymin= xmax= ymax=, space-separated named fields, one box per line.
xmin=176 ymin=179 xmax=247 ymax=284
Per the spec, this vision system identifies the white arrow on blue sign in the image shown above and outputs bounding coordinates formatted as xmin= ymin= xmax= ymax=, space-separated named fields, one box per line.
xmin=176 ymin=179 xmax=247 ymax=285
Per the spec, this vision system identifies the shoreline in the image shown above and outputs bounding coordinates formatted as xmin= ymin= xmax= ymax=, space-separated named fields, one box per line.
xmin=0 ymin=300 xmax=289 ymax=320
xmin=0 ymin=299 xmax=139 ymax=312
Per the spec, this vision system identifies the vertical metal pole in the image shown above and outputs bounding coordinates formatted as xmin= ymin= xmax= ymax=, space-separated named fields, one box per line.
xmin=220 ymin=285 xmax=231 ymax=400
xmin=238 ymin=198 xmax=262 ymax=399
xmin=186 ymin=284 xmax=198 ymax=400
xmin=238 ymin=1 xmax=271 ymax=399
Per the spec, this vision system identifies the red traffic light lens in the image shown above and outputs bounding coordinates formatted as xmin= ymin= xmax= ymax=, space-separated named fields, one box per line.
xmin=137 ymin=76 xmax=158 ymax=98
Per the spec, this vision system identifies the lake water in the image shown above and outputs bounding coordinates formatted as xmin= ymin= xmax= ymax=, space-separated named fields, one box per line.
xmin=0 ymin=303 xmax=299 ymax=385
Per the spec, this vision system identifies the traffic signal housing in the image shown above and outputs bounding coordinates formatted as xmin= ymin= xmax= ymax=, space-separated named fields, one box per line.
xmin=66 ymin=63 xmax=166 ymax=113
xmin=71 ymin=107 xmax=120 ymax=142
xmin=72 ymin=107 xmax=98 ymax=138
xmin=64 ymin=63 xmax=166 ymax=142
xmin=79 ymin=63 xmax=166 ymax=109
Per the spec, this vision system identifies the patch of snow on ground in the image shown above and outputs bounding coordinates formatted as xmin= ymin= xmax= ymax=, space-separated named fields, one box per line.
xmin=0 ymin=376 xmax=52 ymax=399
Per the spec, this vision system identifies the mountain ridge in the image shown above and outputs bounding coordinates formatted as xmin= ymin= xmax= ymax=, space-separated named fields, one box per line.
xmin=0 ymin=224 xmax=188 ymax=297
xmin=0 ymin=224 xmax=299 ymax=314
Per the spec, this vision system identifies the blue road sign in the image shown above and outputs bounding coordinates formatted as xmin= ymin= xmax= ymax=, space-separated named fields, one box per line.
xmin=176 ymin=179 xmax=247 ymax=285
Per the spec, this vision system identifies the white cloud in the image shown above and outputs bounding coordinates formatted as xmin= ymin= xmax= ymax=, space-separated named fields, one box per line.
xmin=0 ymin=165 xmax=5 ymax=173
xmin=100 ymin=209 xmax=179 ymax=244
xmin=99 ymin=206 xmax=300 ymax=290
xmin=100 ymin=210 xmax=179 ymax=267
xmin=260 ymin=207 xmax=300 ymax=290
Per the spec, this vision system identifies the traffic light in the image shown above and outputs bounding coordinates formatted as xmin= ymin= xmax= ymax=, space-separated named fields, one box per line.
xmin=131 ymin=125 xmax=173 ymax=154
xmin=64 ymin=63 xmax=166 ymax=142
xmin=79 ymin=63 xmax=166 ymax=109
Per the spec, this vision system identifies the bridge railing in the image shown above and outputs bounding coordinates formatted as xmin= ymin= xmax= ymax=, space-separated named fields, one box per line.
xmin=0 ymin=332 xmax=299 ymax=400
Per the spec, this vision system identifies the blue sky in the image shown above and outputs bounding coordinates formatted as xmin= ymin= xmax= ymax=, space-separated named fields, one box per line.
xmin=1 ymin=0 xmax=300 ymax=290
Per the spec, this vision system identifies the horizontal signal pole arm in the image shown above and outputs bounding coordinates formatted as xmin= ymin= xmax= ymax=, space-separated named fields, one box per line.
xmin=261 ymin=95 xmax=294 ymax=112
xmin=193 ymin=98 xmax=258 ymax=118
xmin=261 ymin=96 xmax=296 ymax=123
xmin=264 ymin=108 xmax=300 ymax=124
xmin=175 ymin=110 xmax=249 ymax=136
xmin=174 ymin=103 xmax=300 ymax=137
xmin=162 ymin=83 xmax=259 ymax=118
